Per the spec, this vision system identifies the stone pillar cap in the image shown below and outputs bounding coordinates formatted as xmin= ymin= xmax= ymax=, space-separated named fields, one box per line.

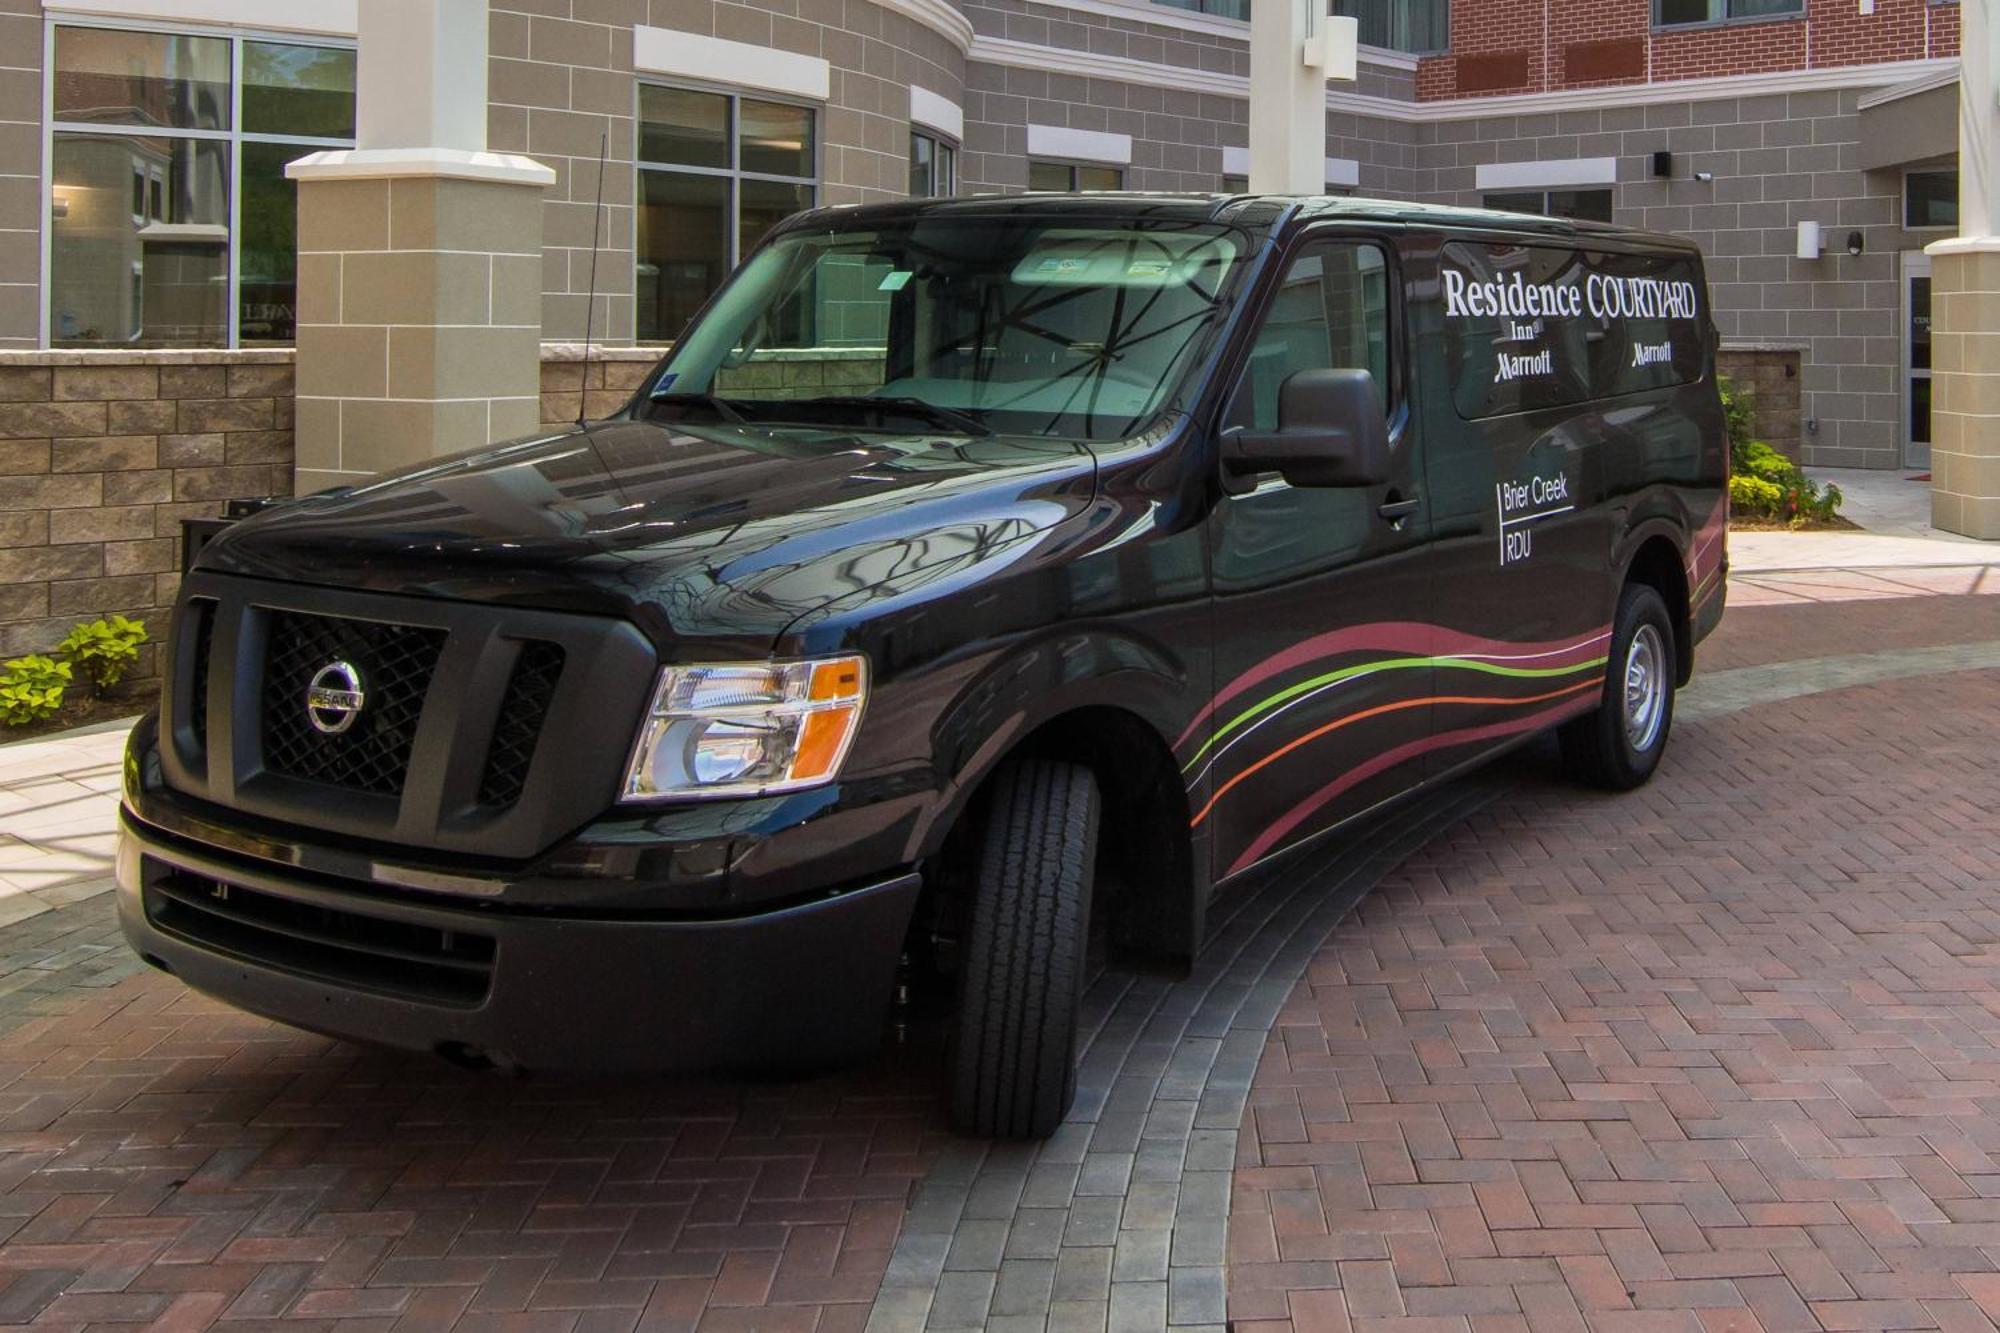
xmin=286 ymin=147 xmax=556 ymax=188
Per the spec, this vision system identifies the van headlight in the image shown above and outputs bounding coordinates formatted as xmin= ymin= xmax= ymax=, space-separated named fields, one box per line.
xmin=620 ymin=656 xmax=868 ymax=801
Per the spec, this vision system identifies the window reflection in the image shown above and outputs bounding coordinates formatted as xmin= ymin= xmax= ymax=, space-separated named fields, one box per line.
xmin=243 ymin=42 xmax=356 ymax=139
xmin=49 ymin=24 xmax=356 ymax=347
xmin=53 ymin=27 xmax=230 ymax=131
xmin=50 ymin=134 xmax=229 ymax=346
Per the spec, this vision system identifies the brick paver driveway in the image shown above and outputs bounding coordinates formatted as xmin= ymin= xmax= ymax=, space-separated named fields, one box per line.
xmin=0 ymin=571 xmax=1990 ymax=1331
xmin=1230 ymin=587 xmax=2000 ymax=1333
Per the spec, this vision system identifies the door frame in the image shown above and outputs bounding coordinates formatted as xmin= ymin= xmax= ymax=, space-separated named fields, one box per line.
xmin=1902 ymin=249 xmax=1932 ymax=471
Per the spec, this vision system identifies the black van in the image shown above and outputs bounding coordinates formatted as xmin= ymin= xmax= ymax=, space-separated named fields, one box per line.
xmin=117 ymin=195 xmax=1726 ymax=1138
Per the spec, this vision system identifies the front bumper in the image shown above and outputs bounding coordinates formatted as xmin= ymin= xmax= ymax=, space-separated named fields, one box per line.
xmin=117 ymin=809 xmax=922 ymax=1073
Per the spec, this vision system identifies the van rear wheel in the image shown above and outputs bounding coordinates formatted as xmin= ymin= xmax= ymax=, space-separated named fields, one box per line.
xmin=1561 ymin=583 xmax=1676 ymax=790
xmin=950 ymin=759 xmax=1098 ymax=1140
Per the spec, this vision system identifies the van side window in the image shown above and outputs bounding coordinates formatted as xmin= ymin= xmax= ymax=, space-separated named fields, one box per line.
xmin=1236 ymin=242 xmax=1391 ymax=432
xmin=1442 ymin=241 xmax=1705 ymax=420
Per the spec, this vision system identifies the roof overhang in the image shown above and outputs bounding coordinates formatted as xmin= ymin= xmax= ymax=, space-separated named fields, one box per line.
xmin=1857 ymin=71 xmax=1959 ymax=172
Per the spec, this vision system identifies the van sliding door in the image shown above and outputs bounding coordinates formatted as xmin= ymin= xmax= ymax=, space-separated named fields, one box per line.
xmin=1197 ymin=235 xmax=1431 ymax=882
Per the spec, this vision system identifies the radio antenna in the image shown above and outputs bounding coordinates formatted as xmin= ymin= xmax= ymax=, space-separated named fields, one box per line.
xmin=577 ymin=129 xmax=609 ymax=429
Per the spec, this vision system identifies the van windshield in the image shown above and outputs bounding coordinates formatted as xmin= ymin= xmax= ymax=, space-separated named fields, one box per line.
xmin=644 ymin=216 xmax=1246 ymax=442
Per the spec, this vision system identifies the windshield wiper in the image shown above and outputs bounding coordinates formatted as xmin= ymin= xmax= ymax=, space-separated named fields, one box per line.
xmin=648 ymin=391 xmax=750 ymax=426
xmin=784 ymin=395 xmax=994 ymax=438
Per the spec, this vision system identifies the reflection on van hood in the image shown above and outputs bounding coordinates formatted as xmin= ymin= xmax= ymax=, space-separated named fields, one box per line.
xmin=197 ymin=417 xmax=1098 ymax=648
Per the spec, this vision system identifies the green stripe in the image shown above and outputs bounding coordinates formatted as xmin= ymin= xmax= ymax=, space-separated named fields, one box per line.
xmin=1182 ymin=654 xmax=1609 ymax=772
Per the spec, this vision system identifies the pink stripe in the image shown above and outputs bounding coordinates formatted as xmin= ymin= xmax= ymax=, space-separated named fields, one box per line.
xmin=1173 ymin=622 xmax=1612 ymax=751
xmin=1223 ymin=697 xmax=1591 ymax=876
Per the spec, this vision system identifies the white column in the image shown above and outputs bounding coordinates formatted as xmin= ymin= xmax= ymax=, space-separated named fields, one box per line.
xmin=356 ymin=0 xmax=488 ymax=153
xmin=1250 ymin=1 xmax=1341 ymax=195
xmin=286 ymin=0 xmax=554 ymax=486
xmin=1958 ymin=0 xmax=1999 ymax=238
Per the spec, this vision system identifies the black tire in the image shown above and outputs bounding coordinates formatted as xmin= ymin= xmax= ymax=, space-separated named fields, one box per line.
xmin=1560 ymin=583 xmax=1677 ymax=791
xmin=949 ymin=758 xmax=1099 ymax=1140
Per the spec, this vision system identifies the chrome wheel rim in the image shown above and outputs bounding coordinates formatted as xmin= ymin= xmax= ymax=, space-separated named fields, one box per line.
xmin=1623 ymin=623 xmax=1667 ymax=752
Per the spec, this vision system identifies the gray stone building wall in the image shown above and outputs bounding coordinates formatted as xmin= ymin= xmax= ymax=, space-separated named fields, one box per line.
xmin=0 ymin=1 xmax=40 ymax=350
xmin=492 ymin=0 xmax=967 ymax=346
xmin=1418 ymin=90 xmax=1915 ymax=469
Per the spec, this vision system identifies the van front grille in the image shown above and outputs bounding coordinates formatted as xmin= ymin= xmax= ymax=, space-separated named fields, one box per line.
xmin=142 ymin=860 xmax=495 ymax=1006
xmin=261 ymin=612 xmax=447 ymax=797
xmin=186 ymin=598 xmax=216 ymax=746
xmin=479 ymin=641 xmax=566 ymax=808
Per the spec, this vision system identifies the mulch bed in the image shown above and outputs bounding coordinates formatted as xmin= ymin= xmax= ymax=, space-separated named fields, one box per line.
xmin=0 ymin=691 xmax=148 ymax=745
xmin=1729 ymin=514 xmax=1864 ymax=532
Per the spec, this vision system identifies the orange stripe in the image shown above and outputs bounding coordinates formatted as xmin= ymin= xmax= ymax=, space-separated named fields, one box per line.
xmin=1189 ymin=678 xmax=1603 ymax=828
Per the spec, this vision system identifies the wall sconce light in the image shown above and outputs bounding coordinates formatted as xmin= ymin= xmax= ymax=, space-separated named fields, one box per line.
xmin=49 ymin=190 xmax=70 ymax=220
xmin=1846 ymin=230 xmax=1865 ymax=256
xmin=1796 ymin=220 xmax=1823 ymax=260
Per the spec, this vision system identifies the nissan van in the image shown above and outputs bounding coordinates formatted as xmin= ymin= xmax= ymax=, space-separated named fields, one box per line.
xmin=117 ymin=194 xmax=1727 ymax=1138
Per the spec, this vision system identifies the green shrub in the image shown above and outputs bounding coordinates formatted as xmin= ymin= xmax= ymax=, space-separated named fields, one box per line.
xmin=57 ymin=614 xmax=148 ymax=695
xmin=1719 ymin=375 xmax=1843 ymax=526
xmin=0 ymin=655 xmax=72 ymax=727
xmin=1729 ymin=473 xmax=1784 ymax=513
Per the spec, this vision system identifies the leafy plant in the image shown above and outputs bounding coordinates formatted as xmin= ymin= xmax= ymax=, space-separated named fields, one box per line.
xmin=57 ymin=614 xmax=148 ymax=695
xmin=0 ymin=655 xmax=72 ymax=727
xmin=1719 ymin=376 xmax=1843 ymax=527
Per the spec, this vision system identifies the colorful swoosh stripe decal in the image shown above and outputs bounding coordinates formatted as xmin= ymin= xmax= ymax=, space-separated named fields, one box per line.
xmin=1172 ymin=622 xmax=1612 ymax=751
xmin=1181 ymin=622 xmax=1613 ymax=873
xmin=1222 ymin=696 xmax=1590 ymax=875
xmin=1189 ymin=676 xmax=1602 ymax=830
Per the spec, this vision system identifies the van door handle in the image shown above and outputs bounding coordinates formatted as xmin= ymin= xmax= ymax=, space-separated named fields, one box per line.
xmin=1377 ymin=494 xmax=1422 ymax=523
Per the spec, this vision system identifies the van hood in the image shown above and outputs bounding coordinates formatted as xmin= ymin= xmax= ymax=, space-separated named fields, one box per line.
xmin=198 ymin=415 xmax=1098 ymax=649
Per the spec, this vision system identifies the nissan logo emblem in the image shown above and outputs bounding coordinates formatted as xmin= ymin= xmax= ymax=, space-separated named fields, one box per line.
xmin=306 ymin=660 xmax=366 ymax=735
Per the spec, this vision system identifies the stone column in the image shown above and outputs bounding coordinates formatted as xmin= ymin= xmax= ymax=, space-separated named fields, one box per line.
xmin=1927 ymin=0 xmax=2000 ymax=538
xmin=1248 ymin=2 xmax=1358 ymax=195
xmin=285 ymin=0 xmax=555 ymax=493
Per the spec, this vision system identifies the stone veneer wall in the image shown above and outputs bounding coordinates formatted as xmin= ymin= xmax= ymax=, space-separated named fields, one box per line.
xmin=0 ymin=351 xmax=295 ymax=674
xmin=1716 ymin=346 xmax=1806 ymax=460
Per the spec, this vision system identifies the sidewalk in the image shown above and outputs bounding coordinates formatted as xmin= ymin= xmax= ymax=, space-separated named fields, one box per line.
xmin=0 ymin=724 xmax=129 ymax=925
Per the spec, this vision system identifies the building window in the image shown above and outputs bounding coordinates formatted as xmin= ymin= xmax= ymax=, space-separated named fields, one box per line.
xmin=636 ymin=84 xmax=817 ymax=343
xmin=1331 ymin=1 xmax=1450 ymax=53
xmin=1905 ymin=170 xmax=1958 ymax=231
xmin=1151 ymin=1 xmax=1251 ymax=18
xmin=1483 ymin=189 xmax=1615 ymax=223
xmin=1222 ymin=174 xmax=1357 ymax=197
xmin=46 ymin=23 xmax=356 ymax=348
xmin=1654 ymin=0 xmax=1802 ymax=25
xmin=1029 ymin=161 xmax=1124 ymax=192
xmin=910 ymin=130 xmax=956 ymax=198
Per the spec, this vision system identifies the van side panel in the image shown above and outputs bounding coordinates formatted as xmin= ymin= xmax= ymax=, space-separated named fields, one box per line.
xmin=1411 ymin=228 xmax=1725 ymax=781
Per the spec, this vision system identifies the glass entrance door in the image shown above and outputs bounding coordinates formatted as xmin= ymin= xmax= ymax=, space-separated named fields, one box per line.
xmin=1904 ymin=250 xmax=1932 ymax=470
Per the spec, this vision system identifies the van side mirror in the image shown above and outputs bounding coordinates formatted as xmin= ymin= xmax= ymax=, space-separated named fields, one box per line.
xmin=1224 ymin=368 xmax=1390 ymax=488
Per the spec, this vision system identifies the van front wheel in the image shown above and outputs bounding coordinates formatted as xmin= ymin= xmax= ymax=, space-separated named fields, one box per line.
xmin=1561 ymin=583 xmax=1677 ymax=790
xmin=950 ymin=759 xmax=1099 ymax=1140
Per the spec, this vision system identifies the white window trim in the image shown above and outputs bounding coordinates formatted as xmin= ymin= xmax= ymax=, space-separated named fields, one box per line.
xmin=41 ymin=13 xmax=357 ymax=351
xmin=909 ymin=86 xmax=963 ymax=143
xmin=633 ymin=27 xmax=832 ymax=103
xmin=1025 ymin=125 xmax=1132 ymax=168
xmin=1475 ymin=157 xmax=1619 ymax=191
xmin=42 ymin=0 xmax=355 ymax=39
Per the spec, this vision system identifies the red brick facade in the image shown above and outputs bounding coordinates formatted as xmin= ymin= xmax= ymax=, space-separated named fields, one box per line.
xmin=1416 ymin=0 xmax=1961 ymax=99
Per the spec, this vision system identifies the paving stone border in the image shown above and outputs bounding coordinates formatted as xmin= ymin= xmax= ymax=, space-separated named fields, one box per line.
xmin=864 ymin=778 xmax=1507 ymax=1333
xmin=864 ymin=635 xmax=2000 ymax=1333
